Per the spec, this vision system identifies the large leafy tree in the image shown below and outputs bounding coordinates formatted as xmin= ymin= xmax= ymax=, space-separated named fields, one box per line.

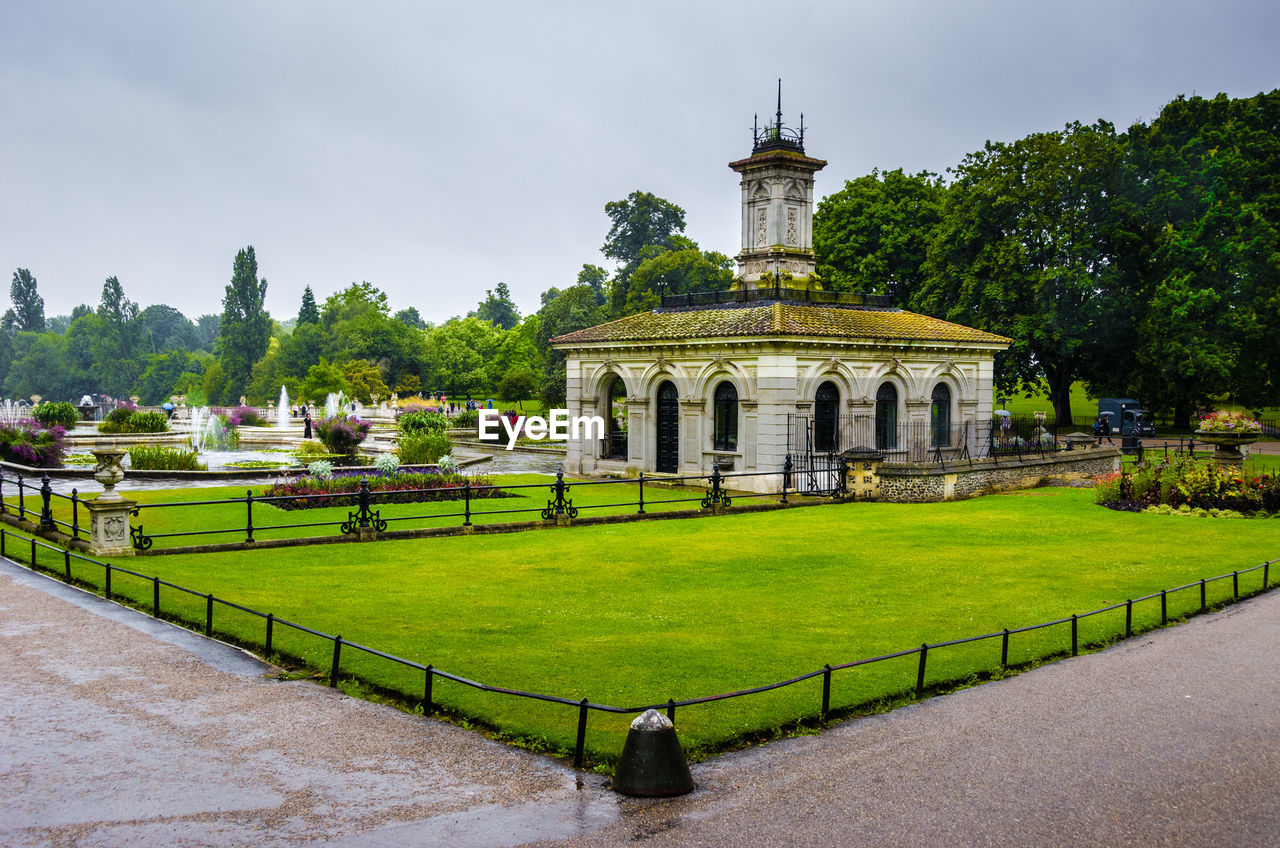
xmin=473 ymin=281 xmax=520 ymax=330
xmin=10 ymin=268 xmax=45 ymax=332
xmin=93 ymin=276 xmax=146 ymax=396
xmin=533 ymin=284 xmax=606 ymax=406
xmin=601 ymin=191 xmax=687 ymax=314
xmin=139 ymin=304 xmax=201 ymax=352
xmin=916 ymin=121 xmax=1134 ymax=425
xmin=218 ymin=247 xmax=272 ymax=401
xmin=623 ymin=238 xmax=733 ymax=313
xmin=1124 ymin=91 xmax=1280 ymax=422
xmin=813 ymin=169 xmax=947 ymax=305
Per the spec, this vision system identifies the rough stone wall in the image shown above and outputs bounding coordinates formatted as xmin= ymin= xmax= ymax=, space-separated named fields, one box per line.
xmin=875 ymin=449 xmax=1119 ymax=503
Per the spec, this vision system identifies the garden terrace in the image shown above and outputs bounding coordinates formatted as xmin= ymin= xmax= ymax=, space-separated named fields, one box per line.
xmin=3 ymin=480 xmax=1279 ymax=768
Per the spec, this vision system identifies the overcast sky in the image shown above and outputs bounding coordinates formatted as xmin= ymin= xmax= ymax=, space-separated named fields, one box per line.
xmin=2 ymin=1 xmax=1275 ymax=326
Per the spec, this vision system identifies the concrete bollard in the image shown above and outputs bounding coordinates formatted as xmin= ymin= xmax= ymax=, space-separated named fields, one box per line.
xmin=612 ymin=708 xmax=693 ymax=797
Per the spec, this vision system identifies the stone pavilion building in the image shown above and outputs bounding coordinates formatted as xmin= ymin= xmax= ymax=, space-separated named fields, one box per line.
xmin=551 ymin=97 xmax=1009 ymax=492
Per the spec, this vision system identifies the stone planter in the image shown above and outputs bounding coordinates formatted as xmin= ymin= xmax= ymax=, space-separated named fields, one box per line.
xmin=86 ymin=448 xmax=136 ymax=556
xmin=1194 ymin=430 xmax=1260 ymax=468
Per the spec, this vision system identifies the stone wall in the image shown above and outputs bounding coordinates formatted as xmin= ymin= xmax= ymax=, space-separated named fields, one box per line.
xmin=872 ymin=448 xmax=1120 ymax=503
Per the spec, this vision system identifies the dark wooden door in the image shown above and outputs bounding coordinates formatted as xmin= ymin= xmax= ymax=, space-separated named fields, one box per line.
xmin=656 ymin=381 xmax=678 ymax=473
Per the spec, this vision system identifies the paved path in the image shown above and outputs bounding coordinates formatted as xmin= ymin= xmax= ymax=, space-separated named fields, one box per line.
xmin=3 ymin=557 xmax=1279 ymax=847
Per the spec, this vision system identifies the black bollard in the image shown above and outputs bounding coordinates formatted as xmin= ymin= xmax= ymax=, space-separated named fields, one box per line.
xmin=612 ymin=708 xmax=693 ymax=797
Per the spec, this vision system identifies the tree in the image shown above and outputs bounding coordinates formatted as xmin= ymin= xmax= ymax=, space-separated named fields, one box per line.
xmin=10 ymin=269 xmax=45 ymax=333
xmin=497 ymin=366 xmax=538 ymax=402
xmin=601 ymin=191 xmax=687 ymax=313
xmin=916 ymin=121 xmax=1132 ymax=425
xmin=299 ymin=358 xmax=346 ymax=405
xmin=813 ymin=169 xmax=947 ymax=305
xmin=93 ymin=276 xmax=146 ymax=396
xmin=195 ymin=314 xmax=221 ymax=351
xmin=341 ymin=358 xmax=391 ymax=403
xmin=623 ymin=239 xmax=733 ymax=313
xmin=321 ymin=281 xmax=388 ymax=328
xmin=1123 ymin=91 xmax=1280 ymax=422
xmin=394 ymin=307 xmax=426 ymax=330
xmin=297 ymin=286 xmax=320 ymax=326
xmin=218 ymin=246 xmax=272 ymax=401
xmin=533 ymin=284 xmax=606 ymax=406
xmin=135 ymin=350 xmax=203 ymax=405
xmin=139 ymin=304 xmax=200 ymax=352
xmin=473 ymin=281 xmax=520 ymax=330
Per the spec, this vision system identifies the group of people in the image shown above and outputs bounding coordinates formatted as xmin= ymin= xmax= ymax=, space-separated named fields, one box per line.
xmin=1092 ymin=414 xmax=1114 ymax=445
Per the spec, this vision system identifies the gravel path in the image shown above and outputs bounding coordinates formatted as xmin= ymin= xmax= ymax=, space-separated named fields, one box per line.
xmin=3 ymin=556 xmax=1279 ymax=847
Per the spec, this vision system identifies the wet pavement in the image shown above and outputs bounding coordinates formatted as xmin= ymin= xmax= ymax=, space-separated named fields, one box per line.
xmin=3 ymin=556 xmax=1279 ymax=846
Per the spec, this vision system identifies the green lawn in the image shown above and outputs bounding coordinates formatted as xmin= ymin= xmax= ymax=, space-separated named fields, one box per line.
xmin=10 ymin=482 xmax=1280 ymax=768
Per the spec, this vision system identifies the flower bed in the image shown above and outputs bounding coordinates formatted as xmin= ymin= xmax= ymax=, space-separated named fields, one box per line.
xmin=1095 ymin=455 xmax=1280 ymax=516
xmin=1196 ymin=410 xmax=1263 ymax=434
xmin=0 ymin=420 xmax=66 ymax=468
xmin=261 ymin=471 xmax=511 ymax=510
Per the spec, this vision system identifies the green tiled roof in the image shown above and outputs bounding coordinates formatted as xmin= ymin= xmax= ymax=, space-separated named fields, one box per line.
xmin=550 ymin=303 xmax=1010 ymax=347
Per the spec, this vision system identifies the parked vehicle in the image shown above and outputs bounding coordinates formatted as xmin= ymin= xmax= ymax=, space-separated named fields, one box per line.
xmin=1097 ymin=398 xmax=1155 ymax=437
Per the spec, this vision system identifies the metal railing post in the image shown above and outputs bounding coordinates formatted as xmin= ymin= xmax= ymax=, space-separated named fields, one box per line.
xmin=39 ymin=473 xmax=54 ymax=531
xmin=637 ymin=473 xmax=645 ymax=514
xmin=573 ymin=699 xmax=589 ymax=769
xmin=71 ymin=488 xmax=80 ymax=539
xmin=821 ymin=664 xmax=831 ymax=718
xmin=330 ymin=636 xmax=342 ymax=688
xmin=265 ymin=614 xmax=274 ymax=655
xmin=463 ymin=479 xmax=472 ymax=526
xmin=916 ymin=644 xmax=928 ymax=698
xmin=1001 ymin=628 xmax=1010 ymax=668
xmin=424 ymin=665 xmax=434 ymax=713
xmin=245 ymin=490 xmax=255 ymax=543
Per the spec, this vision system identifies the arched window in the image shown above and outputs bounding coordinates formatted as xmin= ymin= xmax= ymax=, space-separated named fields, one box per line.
xmin=815 ymin=381 xmax=840 ymax=453
xmin=713 ymin=381 xmax=738 ymax=451
xmin=602 ymin=376 xmax=628 ymax=459
xmin=875 ymin=382 xmax=898 ymax=450
xmin=931 ymin=383 xmax=952 ymax=447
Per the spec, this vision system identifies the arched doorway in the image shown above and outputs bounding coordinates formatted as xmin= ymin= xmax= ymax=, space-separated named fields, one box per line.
xmin=930 ymin=383 xmax=951 ymax=447
xmin=815 ymin=381 xmax=840 ymax=452
xmin=875 ymin=382 xmax=898 ymax=450
xmin=602 ymin=375 xmax=627 ymax=459
xmin=655 ymin=381 xmax=679 ymax=473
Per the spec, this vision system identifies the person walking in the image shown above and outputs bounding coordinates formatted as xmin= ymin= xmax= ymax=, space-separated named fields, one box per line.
xmin=303 ymin=410 xmax=313 ymax=440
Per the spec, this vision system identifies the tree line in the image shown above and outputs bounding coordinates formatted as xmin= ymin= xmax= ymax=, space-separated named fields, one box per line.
xmin=813 ymin=89 xmax=1280 ymax=426
xmin=3 ymin=89 xmax=1274 ymax=423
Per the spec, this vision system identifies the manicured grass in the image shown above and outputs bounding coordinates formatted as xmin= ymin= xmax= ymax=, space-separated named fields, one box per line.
xmin=10 ymin=484 xmax=1280 ymax=767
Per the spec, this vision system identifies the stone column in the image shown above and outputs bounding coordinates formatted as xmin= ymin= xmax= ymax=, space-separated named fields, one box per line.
xmin=86 ymin=449 xmax=136 ymax=557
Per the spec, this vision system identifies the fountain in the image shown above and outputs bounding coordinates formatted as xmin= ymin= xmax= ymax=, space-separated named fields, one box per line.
xmin=0 ymin=398 xmax=32 ymax=426
xmin=325 ymin=391 xmax=346 ymax=419
xmin=277 ymin=386 xmax=291 ymax=429
xmin=187 ymin=406 xmax=237 ymax=453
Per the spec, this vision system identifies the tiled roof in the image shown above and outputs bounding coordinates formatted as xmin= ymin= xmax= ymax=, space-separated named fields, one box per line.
xmin=550 ymin=303 xmax=1010 ymax=347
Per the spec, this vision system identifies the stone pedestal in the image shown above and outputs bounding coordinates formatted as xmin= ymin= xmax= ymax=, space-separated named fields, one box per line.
xmin=1195 ymin=431 xmax=1258 ymax=468
xmin=843 ymin=448 xmax=885 ymax=500
xmin=85 ymin=497 xmax=136 ymax=556
xmin=87 ymin=448 xmax=136 ymax=556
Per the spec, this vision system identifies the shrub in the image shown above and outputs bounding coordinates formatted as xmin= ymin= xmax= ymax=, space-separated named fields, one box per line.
xmin=399 ymin=429 xmax=452 ymax=465
xmin=308 ymin=459 xmax=335 ymax=480
xmin=228 ymin=405 xmax=269 ymax=427
xmin=262 ymin=471 xmax=504 ymax=510
xmin=397 ymin=396 xmax=437 ymax=414
xmin=397 ymin=409 xmax=448 ymax=435
xmin=374 ymin=452 xmax=400 ymax=475
xmin=128 ymin=446 xmax=207 ymax=471
xmin=0 ymin=421 xmax=66 ymax=468
xmin=437 ymin=454 xmax=458 ymax=473
xmin=455 ymin=409 xmax=479 ymax=429
xmin=33 ymin=401 xmax=79 ymax=430
xmin=314 ymin=415 xmax=370 ymax=456
xmin=98 ymin=405 xmax=169 ymax=434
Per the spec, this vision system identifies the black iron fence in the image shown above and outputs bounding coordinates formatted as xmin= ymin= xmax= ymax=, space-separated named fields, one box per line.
xmin=788 ymin=415 xmax=982 ymax=464
xmin=0 ymin=471 xmax=86 ymax=541
xmin=21 ymin=467 xmax=821 ymax=553
xmin=1 ymin=526 xmax=1274 ymax=770
xmin=600 ymin=430 xmax=628 ymax=460
xmin=1263 ymin=419 xmax=1279 ymax=439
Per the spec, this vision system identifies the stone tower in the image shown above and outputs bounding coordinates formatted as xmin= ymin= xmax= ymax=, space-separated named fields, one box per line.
xmin=728 ymin=82 xmax=827 ymax=286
